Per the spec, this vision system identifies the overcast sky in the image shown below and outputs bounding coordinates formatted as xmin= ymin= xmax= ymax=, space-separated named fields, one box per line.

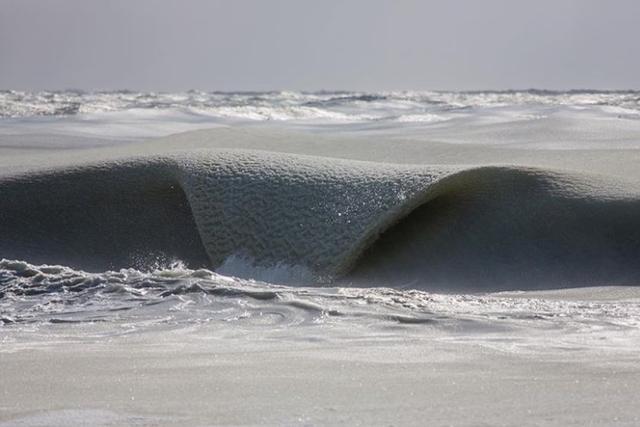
xmin=1 ymin=0 xmax=639 ymax=91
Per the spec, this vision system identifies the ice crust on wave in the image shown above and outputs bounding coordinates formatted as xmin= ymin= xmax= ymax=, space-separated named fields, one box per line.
xmin=176 ymin=149 xmax=450 ymax=278
xmin=2 ymin=144 xmax=640 ymax=291
xmin=0 ymin=148 xmax=449 ymax=280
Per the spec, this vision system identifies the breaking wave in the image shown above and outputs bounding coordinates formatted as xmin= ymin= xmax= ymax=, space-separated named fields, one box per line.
xmin=2 ymin=148 xmax=640 ymax=291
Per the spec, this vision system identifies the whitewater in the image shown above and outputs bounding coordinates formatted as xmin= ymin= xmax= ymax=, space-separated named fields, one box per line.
xmin=2 ymin=90 xmax=640 ymax=426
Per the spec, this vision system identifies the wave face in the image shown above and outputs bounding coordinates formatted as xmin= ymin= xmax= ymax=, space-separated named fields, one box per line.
xmin=2 ymin=144 xmax=640 ymax=291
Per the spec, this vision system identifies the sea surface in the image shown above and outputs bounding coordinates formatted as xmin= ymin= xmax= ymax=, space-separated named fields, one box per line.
xmin=2 ymin=89 xmax=640 ymax=145
xmin=2 ymin=90 xmax=640 ymax=354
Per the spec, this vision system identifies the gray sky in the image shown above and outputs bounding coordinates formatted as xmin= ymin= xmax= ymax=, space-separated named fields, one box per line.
xmin=1 ymin=0 xmax=639 ymax=91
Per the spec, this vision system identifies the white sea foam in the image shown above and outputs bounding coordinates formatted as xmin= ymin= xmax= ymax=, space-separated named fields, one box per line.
xmin=215 ymin=254 xmax=314 ymax=284
xmin=2 ymin=259 xmax=639 ymax=355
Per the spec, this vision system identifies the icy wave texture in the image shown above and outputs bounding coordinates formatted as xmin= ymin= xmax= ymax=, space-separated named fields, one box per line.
xmin=0 ymin=149 xmax=448 ymax=280
xmin=1 ymin=147 xmax=640 ymax=290
xmin=2 ymin=259 xmax=640 ymax=354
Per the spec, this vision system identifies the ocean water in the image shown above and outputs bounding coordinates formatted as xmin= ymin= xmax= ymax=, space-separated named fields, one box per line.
xmin=1 ymin=90 xmax=640 ymax=353
xmin=2 ymin=89 xmax=640 ymax=146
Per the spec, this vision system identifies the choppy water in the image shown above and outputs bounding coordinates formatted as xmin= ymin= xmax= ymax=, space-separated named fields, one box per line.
xmin=2 ymin=89 xmax=640 ymax=120
xmin=2 ymin=90 xmax=640 ymax=143
xmin=2 ymin=259 xmax=639 ymax=354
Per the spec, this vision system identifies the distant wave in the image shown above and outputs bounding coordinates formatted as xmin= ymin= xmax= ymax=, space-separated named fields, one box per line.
xmin=3 ymin=90 xmax=640 ymax=154
xmin=2 ymin=89 xmax=639 ymax=120
xmin=2 ymin=147 xmax=640 ymax=291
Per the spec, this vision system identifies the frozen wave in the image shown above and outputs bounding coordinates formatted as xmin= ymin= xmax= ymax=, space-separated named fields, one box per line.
xmin=2 ymin=134 xmax=640 ymax=290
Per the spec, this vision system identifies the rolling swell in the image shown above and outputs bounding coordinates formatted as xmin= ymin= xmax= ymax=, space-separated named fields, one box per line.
xmin=347 ymin=167 xmax=640 ymax=290
xmin=0 ymin=159 xmax=211 ymax=271
xmin=1 ymin=149 xmax=640 ymax=291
